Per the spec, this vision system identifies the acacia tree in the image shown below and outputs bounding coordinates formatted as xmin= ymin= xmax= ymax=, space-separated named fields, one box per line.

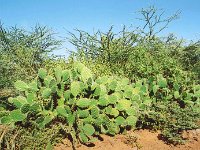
xmin=67 ymin=6 xmax=184 ymax=78
xmin=0 ymin=23 xmax=61 ymax=89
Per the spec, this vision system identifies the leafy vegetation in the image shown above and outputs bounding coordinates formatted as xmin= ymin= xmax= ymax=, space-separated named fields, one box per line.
xmin=1 ymin=63 xmax=145 ymax=147
xmin=0 ymin=6 xmax=200 ymax=150
xmin=0 ymin=23 xmax=60 ymax=89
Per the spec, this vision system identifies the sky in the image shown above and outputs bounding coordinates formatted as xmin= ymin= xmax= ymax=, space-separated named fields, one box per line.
xmin=0 ymin=0 xmax=200 ymax=56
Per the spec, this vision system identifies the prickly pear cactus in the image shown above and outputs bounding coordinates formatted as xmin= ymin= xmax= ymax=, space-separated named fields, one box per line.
xmin=0 ymin=62 xmax=152 ymax=144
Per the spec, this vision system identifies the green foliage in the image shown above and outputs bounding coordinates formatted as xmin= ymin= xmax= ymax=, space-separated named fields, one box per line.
xmin=38 ymin=68 xmax=47 ymax=79
xmin=71 ymin=81 xmax=81 ymax=97
xmin=0 ymin=62 xmax=147 ymax=146
xmin=69 ymin=28 xmax=173 ymax=77
xmin=0 ymin=124 xmax=63 ymax=150
xmin=82 ymin=124 xmax=95 ymax=136
xmin=181 ymin=41 xmax=200 ymax=78
xmin=42 ymin=88 xmax=52 ymax=99
xmin=137 ymin=100 xmax=200 ymax=145
xmin=14 ymin=80 xmax=29 ymax=92
xmin=3 ymin=62 xmax=198 ymax=146
xmin=10 ymin=109 xmax=26 ymax=122
xmin=0 ymin=24 xmax=61 ymax=90
xmin=77 ymin=98 xmax=91 ymax=108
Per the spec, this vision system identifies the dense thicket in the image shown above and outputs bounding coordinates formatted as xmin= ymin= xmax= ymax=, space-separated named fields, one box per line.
xmin=0 ymin=24 xmax=61 ymax=89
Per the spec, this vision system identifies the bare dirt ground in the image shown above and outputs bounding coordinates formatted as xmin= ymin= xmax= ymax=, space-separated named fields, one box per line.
xmin=54 ymin=129 xmax=200 ymax=150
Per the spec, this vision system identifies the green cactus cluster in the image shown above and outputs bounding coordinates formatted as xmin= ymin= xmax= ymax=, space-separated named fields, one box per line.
xmin=0 ymin=62 xmax=199 ymax=144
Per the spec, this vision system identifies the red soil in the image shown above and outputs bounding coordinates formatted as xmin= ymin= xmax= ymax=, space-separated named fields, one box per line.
xmin=54 ymin=129 xmax=200 ymax=150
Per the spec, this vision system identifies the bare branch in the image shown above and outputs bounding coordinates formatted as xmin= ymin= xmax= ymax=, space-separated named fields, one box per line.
xmin=136 ymin=6 xmax=181 ymax=39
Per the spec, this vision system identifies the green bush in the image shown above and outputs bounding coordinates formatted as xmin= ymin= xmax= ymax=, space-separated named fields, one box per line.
xmin=137 ymin=92 xmax=200 ymax=144
xmin=134 ymin=73 xmax=200 ymax=144
xmin=0 ymin=124 xmax=62 ymax=150
xmin=0 ymin=24 xmax=61 ymax=89
xmin=181 ymin=41 xmax=200 ymax=79
xmin=68 ymin=27 xmax=198 ymax=89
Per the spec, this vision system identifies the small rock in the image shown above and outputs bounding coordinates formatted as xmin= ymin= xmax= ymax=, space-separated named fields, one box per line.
xmin=108 ymin=139 xmax=115 ymax=146
xmin=182 ymin=131 xmax=188 ymax=139
xmin=132 ymin=147 xmax=138 ymax=150
xmin=195 ymin=129 xmax=200 ymax=134
xmin=188 ymin=132 xmax=194 ymax=139
xmin=62 ymin=139 xmax=72 ymax=147
xmin=193 ymin=137 xmax=198 ymax=141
